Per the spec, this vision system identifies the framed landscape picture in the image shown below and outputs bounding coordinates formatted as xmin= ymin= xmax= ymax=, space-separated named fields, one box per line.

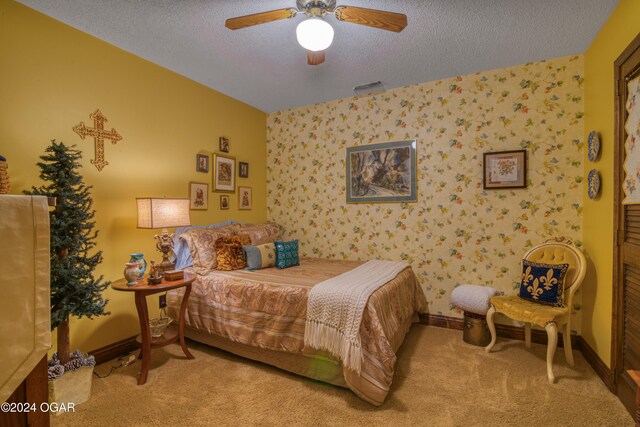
xmin=483 ymin=150 xmax=527 ymax=189
xmin=238 ymin=186 xmax=252 ymax=210
xmin=189 ymin=182 xmax=208 ymax=210
xmin=346 ymin=140 xmax=417 ymax=203
xmin=213 ymin=153 xmax=235 ymax=193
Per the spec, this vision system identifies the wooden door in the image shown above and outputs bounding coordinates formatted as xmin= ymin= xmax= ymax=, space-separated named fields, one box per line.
xmin=614 ymin=32 xmax=640 ymax=419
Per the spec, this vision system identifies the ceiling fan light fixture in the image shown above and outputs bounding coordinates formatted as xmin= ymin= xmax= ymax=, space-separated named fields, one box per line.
xmin=296 ymin=18 xmax=334 ymax=52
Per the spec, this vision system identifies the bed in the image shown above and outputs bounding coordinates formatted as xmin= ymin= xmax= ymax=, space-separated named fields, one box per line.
xmin=165 ymin=224 xmax=427 ymax=405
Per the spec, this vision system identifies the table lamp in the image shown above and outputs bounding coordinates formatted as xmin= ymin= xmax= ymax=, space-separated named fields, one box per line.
xmin=136 ymin=198 xmax=191 ymax=274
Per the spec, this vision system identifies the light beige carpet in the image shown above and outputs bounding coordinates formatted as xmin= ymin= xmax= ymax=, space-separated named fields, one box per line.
xmin=52 ymin=326 xmax=633 ymax=426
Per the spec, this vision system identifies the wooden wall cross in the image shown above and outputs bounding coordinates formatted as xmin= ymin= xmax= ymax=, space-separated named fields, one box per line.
xmin=73 ymin=110 xmax=122 ymax=171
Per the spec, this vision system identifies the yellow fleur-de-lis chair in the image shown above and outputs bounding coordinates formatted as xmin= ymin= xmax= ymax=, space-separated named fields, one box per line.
xmin=485 ymin=239 xmax=587 ymax=383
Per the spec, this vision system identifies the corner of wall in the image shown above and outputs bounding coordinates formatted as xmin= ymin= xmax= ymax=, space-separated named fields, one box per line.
xmin=581 ymin=0 xmax=640 ymax=367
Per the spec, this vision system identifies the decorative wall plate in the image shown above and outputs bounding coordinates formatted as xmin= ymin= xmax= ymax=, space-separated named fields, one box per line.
xmin=588 ymin=131 xmax=600 ymax=162
xmin=588 ymin=168 xmax=600 ymax=200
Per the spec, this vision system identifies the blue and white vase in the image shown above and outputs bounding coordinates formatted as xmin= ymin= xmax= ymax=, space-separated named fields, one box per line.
xmin=129 ymin=253 xmax=147 ymax=279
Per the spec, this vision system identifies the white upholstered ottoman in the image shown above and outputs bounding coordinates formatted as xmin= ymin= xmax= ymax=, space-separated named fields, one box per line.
xmin=451 ymin=285 xmax=497 ymax=346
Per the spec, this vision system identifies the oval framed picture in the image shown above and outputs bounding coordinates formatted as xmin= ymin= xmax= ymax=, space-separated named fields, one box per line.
xmin=588 ymin=131 xmax=600 ymax=162
xmin=588 ymin=169 xmax=600 ymax=200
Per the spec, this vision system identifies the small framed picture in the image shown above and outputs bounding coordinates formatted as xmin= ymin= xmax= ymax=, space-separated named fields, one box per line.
xmin=483 ymin=150 xmax=527 ymax=189
xmin=189 ymin=182 xmax=208 ymax=210
xmin=238 ymin=186 xmax=252 ymax=210
xmin=219 ymin=137 xmax=230 ymax=153
xmin=239 ymin=162 xmax=249 ymax=178
xmin=212 ymin=153 xmax=235 ymax=193
xmin=220 ymin=195 xmax=229 ymax=210
xmin=196 ymin=154 xmax=209 ymax=173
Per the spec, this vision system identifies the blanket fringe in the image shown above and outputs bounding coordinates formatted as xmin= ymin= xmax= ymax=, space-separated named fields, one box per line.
xmin=304 ymin=260 xmax=409 ymax=374
xmin=304 ymin=319 xmax=363 ymax=373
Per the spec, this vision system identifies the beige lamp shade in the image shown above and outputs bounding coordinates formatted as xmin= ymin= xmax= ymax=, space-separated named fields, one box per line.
xmin=136 ymin=198 xmax=191 ymax=229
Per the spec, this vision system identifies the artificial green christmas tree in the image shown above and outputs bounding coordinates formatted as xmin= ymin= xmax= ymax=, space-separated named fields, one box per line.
xmin=26 ymin=141 xmax=109 ymax=365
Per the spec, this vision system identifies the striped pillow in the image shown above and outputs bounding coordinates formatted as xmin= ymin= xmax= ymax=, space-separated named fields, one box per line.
xmin=243 ymin=243 xmax=276 ymax=271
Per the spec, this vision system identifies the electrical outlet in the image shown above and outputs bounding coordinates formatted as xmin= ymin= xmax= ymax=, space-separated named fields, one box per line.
xmin=159 ymin=294 xmax=167 ymax=308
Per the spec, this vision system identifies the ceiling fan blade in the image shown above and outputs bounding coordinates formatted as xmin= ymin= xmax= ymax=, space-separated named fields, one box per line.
xmin=334 ymin=6 xmax=407 ymax=33
xmin=307 ymin=51 xmax=325 ymax=66
xmin=225 ymin=8 xmax=297 ymax=30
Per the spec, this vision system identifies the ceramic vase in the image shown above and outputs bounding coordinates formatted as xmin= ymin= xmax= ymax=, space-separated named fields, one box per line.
xmin=124 ymin=262 xmax=139 ymax=286
xmin=129 ymin=252 xmax=147 ymax=279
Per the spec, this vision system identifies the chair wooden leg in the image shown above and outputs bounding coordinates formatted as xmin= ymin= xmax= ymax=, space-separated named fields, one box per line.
xmin=485 ymin=306 xmax=497 ymax=353
xmin=545 ymin=322 xmax=558 ymax=384
xmin=525 ymin=323 xmax=532 ymax=349
xmin=563 ymin=322 xmax=574 ymax=367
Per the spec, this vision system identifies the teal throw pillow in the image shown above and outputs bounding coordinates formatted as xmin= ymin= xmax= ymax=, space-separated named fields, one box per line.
xmin=243 ymin=243 xmax=276 ymax=271
xmin=518 ymin=260 xmax=568 ymax=307
xmin=274 ymin=240 xmax=299 ymax=269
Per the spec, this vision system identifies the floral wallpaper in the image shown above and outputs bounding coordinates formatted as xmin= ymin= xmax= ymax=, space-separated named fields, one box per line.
xmin=266 ymin=56 xmax=584 ymax=331
xmin=623 ymin=75 xmax=640 ymax=203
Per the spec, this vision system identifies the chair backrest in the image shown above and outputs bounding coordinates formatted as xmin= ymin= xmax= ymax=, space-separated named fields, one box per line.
xmin=522 ymin=239 xmax=587 ymax=307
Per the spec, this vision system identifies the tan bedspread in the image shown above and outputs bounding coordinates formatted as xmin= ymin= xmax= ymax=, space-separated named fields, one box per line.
xmin=166 ymin=257 xmax=426 ymax=405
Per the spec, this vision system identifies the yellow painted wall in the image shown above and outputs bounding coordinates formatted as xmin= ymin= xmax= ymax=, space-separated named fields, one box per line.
xmin=0 ymin=0 xmax=266 ymax=353
xmin=582 ymin=0 xmax=640 ymax=366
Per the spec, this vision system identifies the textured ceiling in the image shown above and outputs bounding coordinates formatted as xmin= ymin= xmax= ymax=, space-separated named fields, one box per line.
xmin=17 ymin=0 xmax=618 ymax=112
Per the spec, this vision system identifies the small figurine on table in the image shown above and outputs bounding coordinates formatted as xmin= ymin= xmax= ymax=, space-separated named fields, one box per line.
xmin=148 ymin=260 xmax=162 ymax=285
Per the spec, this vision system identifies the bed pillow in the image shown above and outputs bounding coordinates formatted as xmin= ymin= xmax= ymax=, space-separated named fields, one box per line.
xmin=518 ymin=260 xmax=568 ymax=307
xmin=243 ymin=243 xmax=276 ymax=271
xmin=173 ymin=221 xmax=237 ymax=270
xmin=274 ymin=240 xmax=299 ymax=269
xmin=214 ymin=236 xmax=247 ymax=271
xmin=235 ymin=222 xmax=282 ymax=246
xmin=235 ymin=233 xmax=253 ymax=246
xmin=180 ymin=225 xmax=239 ymax=274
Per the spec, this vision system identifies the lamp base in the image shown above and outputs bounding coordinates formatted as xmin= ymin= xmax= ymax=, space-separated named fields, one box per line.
xmin=154 ymin=229 xmax=176 ymax=275
xmin=158 ymin=259 xmax=175 ymax=275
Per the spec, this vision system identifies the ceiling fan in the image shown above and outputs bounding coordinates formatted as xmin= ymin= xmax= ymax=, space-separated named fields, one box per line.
xmin=225 ymin=0 xmax=407 ymax=66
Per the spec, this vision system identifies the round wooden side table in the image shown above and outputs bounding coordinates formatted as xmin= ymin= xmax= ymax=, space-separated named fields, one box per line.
xmin=111 ymin=273 xmax=196 ymax=385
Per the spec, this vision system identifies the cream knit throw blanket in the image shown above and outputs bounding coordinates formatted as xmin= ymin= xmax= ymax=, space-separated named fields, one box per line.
xmin=304 ymin=260 xmax=409 ymax=373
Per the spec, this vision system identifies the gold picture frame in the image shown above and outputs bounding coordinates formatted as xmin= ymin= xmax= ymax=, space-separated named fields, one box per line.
xmin=212 ymin=153 xmax=235 ymax=193
xmin=189 ymin=182 xmax=208 ymax=210
xmin=219 ymin=136 xmax=229 ymax=153
xmin=239 ymin=161 xmax=249 ymax=178
xmin=220 ymin=195 xmax=229 ymax=210
xmin=196 ymin=154 xmax=209 ymax=173
xmin=238 ymin=186 xmax=252 ymax=210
